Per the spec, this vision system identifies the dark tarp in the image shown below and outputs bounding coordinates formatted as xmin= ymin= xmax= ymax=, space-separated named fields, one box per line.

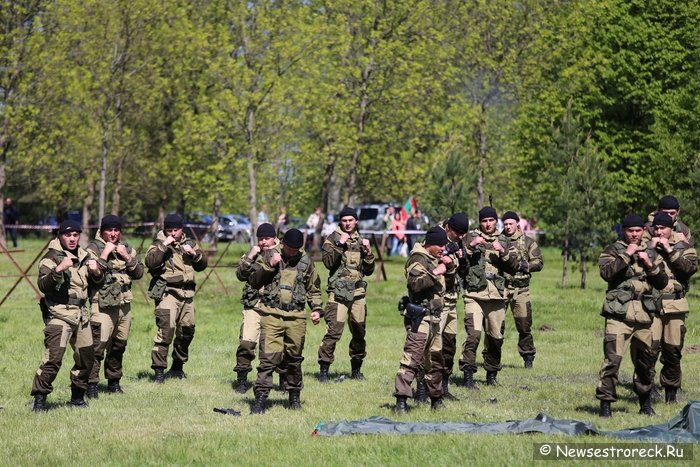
xmin=312 ymin=401 xmax=700 ymax=443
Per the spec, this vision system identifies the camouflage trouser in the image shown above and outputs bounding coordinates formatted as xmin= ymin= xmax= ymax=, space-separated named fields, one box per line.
xmin=439 ymin=294 xmax=458 ymax=378
xmin=650 ymin=313 xmax=687 ymax=389
xmin=459 ymin=298 xmax=505 ymax=373
xmin=253 ymin=312 xmax=306 ymax=396
xmin=234 ymin=307 xmax=262 ymax=374
xmin=596 ymin=318 xmax=655 ymax=402
xmin=151 ymin=292 xmax=196 ymax=370
xmin=505 ymin=288 xmax=536 ymax=359
xmin=317 ymin=292 xmax=367 ymax=365
xmin=89 ymin=302 xmax=132 ymax=383
xmin=31 ymin=316 xmax=94 ymax=396
xmin=394 ymin=316 xmax=444 ymax=398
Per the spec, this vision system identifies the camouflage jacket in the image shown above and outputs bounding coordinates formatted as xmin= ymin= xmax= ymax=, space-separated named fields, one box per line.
xmin=459 ymin=229 xmax=518 ymax=301
xmin=145 ymin=231 xmax=207 ymax=299
xmin=502 ymin=229 xmax=543 ymax=290
xmin=322 ymin=227 xmax=375 ymax=299
xmin=405 ymin=243 xmax=447 ymax=314
xmin=87 ymin=233 xmax=144 ymax=307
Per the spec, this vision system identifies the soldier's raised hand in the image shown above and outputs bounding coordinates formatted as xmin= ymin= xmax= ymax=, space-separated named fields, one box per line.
xmin=432 ymin=263 xmax=447 ymax=276
xmin=247 ymin=245 xmax=261 ymax=259
xmin=339 ymin=232 xmax=350 ymax=244
xmin=55 ymin=256 xmax=75 ymax=273
xmin=469 ymin=236 xmax=486 ymax=248
xmin=269 ymin=252 xmax=282 ymax=267
xmin=86 ymin=259 xmax=101 ymax=275
xmin=115 ymin=244 xmax=130 ymax=259
xmin=102 ymin=241 xmax=117 ymax=259
xmin=310 ymin=311 xmax=321 ymax=325
xmin=361 ymin=238 xmax=371 ymax=254
xmin=625 ymin=243 xmax=639 ymax=257
xmin=440 ymin=255 xmax=453 ymax=266
xmin=637 ymin=251 xmax=653 ymax=269
xmin=492 ymin=240 xmax=505 ymax=254
xmin=182 ymin=244 xmax=196 ymax=256
xmin=163 ymin=235 xmax=175 ymax=246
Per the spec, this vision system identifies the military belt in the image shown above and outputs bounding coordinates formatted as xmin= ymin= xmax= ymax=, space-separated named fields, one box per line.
xmin=662 ymin=292 xmax=683 ymax=300
xmin=278 ymin=302 xmax=303 ymax=312
xmin=166 ymin=282 xmax=196 ymax=290
xmin=48 ymin=297 xmax=87 ymax=307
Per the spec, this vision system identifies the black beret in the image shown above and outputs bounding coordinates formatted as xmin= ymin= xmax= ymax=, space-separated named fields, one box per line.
xmin=479 ymin=206 xmax=498 ymax=221
xmin=447 ymin=212 xmax=469 ymax=234
xmin=652 ymin=212 xmax=674 ymax=228
xmin=424 ymin=226 xmax=448 ymax=247
xmin=283 ymin=228 xmax=304 ymax=249
xmin=100 ymin=214 xmax=123 ymax=231
xmin=622 ymin=214 xmax=645 ymax=228
xmin=58 ymin=220 xmax=82 ymax=235
xmin=658 ymin=195 xmax=680 ymax=210
xmin=338 ymin=206 xmax=358 ymax=220
xmin=256 ymin=222 xmax=276 ymax=238
xmin=164 ymin=214 xmax=184 ymax=230
xmin=502 ymin=211 xmax=519 ymax=223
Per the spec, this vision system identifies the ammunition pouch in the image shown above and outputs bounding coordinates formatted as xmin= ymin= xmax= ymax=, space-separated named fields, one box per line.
xmin=601 ymin=288 xmax=633 ymax=317
xmin=98 ymin=276 xmax=125 ymax=308
xmin=640 ymin=289 xmax=662 ymax=314
xmin=148 ymin=277 xmax=167 ymax=302
xmin=333 ymin=278 xmax=365 ymax=302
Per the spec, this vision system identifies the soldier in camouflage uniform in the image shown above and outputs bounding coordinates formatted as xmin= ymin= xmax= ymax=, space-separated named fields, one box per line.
xmin=596 ymin=214 xmax=668 ymax=417
xmin=644 ymin=195 xmax=693 ymax=246
xmin=31 ymin=220 xmax=104 ymax=411
xmin=317 ymin=206 xmax=375 ymax=382
xmin=249 ymin=229 xmax=323 ymax=414
xmin=647 ymin=212 xmax=697 ymax=404
xmin=457 ymin=207 xmax=518 ymax=388
xmin=234 ymin=223 xmax=279 ymax=393
xmin=145 ymin=214 xmax=208 ymax=383
xmin=86 ymin=215 xmax=144 ymax=398
xmin=501 ymin=211 xmax=543 ymax=369
xmin=414 ymin=213 xmax=469 ymax=403
xmin=394 ymin=227 xmax=451 ymax=413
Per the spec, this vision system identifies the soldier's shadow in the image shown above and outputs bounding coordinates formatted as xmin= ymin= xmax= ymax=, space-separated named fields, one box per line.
xmin=248 ymin=396 xmax=289 ymax=411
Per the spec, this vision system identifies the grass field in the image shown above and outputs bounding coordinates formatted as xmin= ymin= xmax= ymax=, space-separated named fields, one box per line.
xmin=1 ymin=237 xmax=698 ymax=466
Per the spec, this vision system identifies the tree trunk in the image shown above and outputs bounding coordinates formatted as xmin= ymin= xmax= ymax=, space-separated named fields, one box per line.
xmin=580 ymin=248 xmax=587 ymax=289
xmin=561 ymin=238 xmax=569 ymax=288
xmin=81 ymin=180 xmax=95 ymax=246
xmin=0 ymin=155 xmax=6 ymax=248
xmin=312 ymin=155 xmax=336 ymax=254
xmin=210 ymin=192 xmax=221 ymax=251
xmin=111 ymin=155 xmax=124 ymax=215
xmin=245 ymin=104 xmax=258 ymax=245
xmin=475 ymin=113 xmax=487 ymax=209
xmin=99 ymin=123 xmax=108 ymax=221
xmin=346 ymin=56 xmax=374 ymax=206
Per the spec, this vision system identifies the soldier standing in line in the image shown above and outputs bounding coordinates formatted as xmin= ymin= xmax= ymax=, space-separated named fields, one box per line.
xmin=394 ymin=227 xmax=451 ymax=413
xmin=249 ymin=229 xmax=323 ymax=414
xmin=644 ymin=195 xmax=693 ymax=246
xmin=145 ymin=214 xmax=208 ymax=383
xmin=596 ymin=214 xmax=668 ymax=417
xmin=648 ymin=212 xmax=697 ymax=404
xmin=414 ymin=213 xmax=469 ymax=403
xmin=501 ymin=211 xmax=543 ymax=369
xmin=86 ymin=215 xmax=144 ymax=398
xmin=317 ymin=206 xmax=375 ymax=382
xmin=233 ymin=223 xmax=279 ymax=393
xmin=458 ymin=207 xmax=518 ymax=388
xmin=31 ymin=220 xmax=104 ymax=411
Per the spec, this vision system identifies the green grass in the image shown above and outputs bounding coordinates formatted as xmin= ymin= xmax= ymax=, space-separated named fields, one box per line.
xmin=1 ymin=238 xmax=699 ymax=466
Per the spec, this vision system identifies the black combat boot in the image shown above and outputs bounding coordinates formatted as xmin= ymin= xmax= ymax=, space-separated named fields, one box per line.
xmin=235 ymin=372 xmax=248 ymax=394
xmin=394 ymin=396 xmax=409 ymax=414
xmin=250 ymin=391 xmax=267 ymax=415
xmin=442 ymin=377 xmax=460 ymax=401
xmin=350 ymin=360 xmax=365 ymax=380
xmin=462 ymin=370 xmax=476 ymax=389
xmin=318 ymin=362 xmax=330 ymax=383
xmin=86 ymin=383 xmax=99 ymax=399
xmin=32 ymin=394 xmax=48 ymax=412
xmin=414 ymin=380 xmax=428 ymax=404
xmin=638 ymin=394 xmax=655 ymax=416
xmin=69 ymin=388 xmax=88 ymax=408
xmin=165 ymin=360 xmax=186 ymax=379
xmin=430 ymin=396 xmax=445 ymax=410
xmin=599 ymin=400 xmax=612 ymax=418
xmin=107 ymin=379 xmax=123 ymax=394
xmin=665 ymin=386 xmax=677 ymax=404
xmin=288 ymin=390 xmax=302 ymax=410
xmin=154 ymin=368 xmax=165 ymax=384
xmin=524 ymin=356 xmax=534 ymax=369
xmin=486 ymin=371 xmax=498 ymax=386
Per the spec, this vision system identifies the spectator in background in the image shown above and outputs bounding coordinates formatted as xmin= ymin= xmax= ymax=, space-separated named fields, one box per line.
xmin=390 ymin=211 xmax=407 ymax=257
xmin=3 ymin=197 xmax=19 ymax=248
xmin=306 ymin=206 xmax=322 ymax=250
xmin=322 ymin=214 xmax=337 ymax=244
xmin=382 ymin=206 xmax=396 ymax=256
xmin=517 ymin=211 xmax=530 ymax=233
xmin=405 ymin=209 xmax=424 ymax=253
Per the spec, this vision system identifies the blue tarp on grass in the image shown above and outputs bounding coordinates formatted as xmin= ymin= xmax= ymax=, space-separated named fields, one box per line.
xmin=313 ymin=401 xmax=700 ymax=443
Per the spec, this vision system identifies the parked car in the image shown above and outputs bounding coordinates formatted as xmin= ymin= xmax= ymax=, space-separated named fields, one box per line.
xmin=218 ymin=213 xmax=251 ymax=243
xmin=184 ymin=212 xmax=213 ymax=241
xmin=355 ymin=203 xmax=395 ymax=231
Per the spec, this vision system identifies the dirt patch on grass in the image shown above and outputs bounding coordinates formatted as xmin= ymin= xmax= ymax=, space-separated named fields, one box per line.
xmin=683 ymin=344 xmax=700 ymax=354
xmin=539 ymin=324 xmax=555 ymax=332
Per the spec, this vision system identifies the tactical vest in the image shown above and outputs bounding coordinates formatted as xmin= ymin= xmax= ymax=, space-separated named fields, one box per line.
xmin=462 ymin=231 xmax=507 ymax=293
xmin=405 ymin=248 xmax=444 ymax=311
xmin=601 ymin=242 xmax=661 ymax=317
xmin=240 ymin=283 xmax=260 ymax=308
xmin=261 ymin=254 xmax=311 ymax=311
xmin=88 ymin=240 xmax=131 ymax=308
xmin=328 ymin=232 xmax=365 ymax=302
xmin=504 ymin=234 xmax=530 ymax=288
xmin=43 ymin=249 xmax=73 ymax=302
